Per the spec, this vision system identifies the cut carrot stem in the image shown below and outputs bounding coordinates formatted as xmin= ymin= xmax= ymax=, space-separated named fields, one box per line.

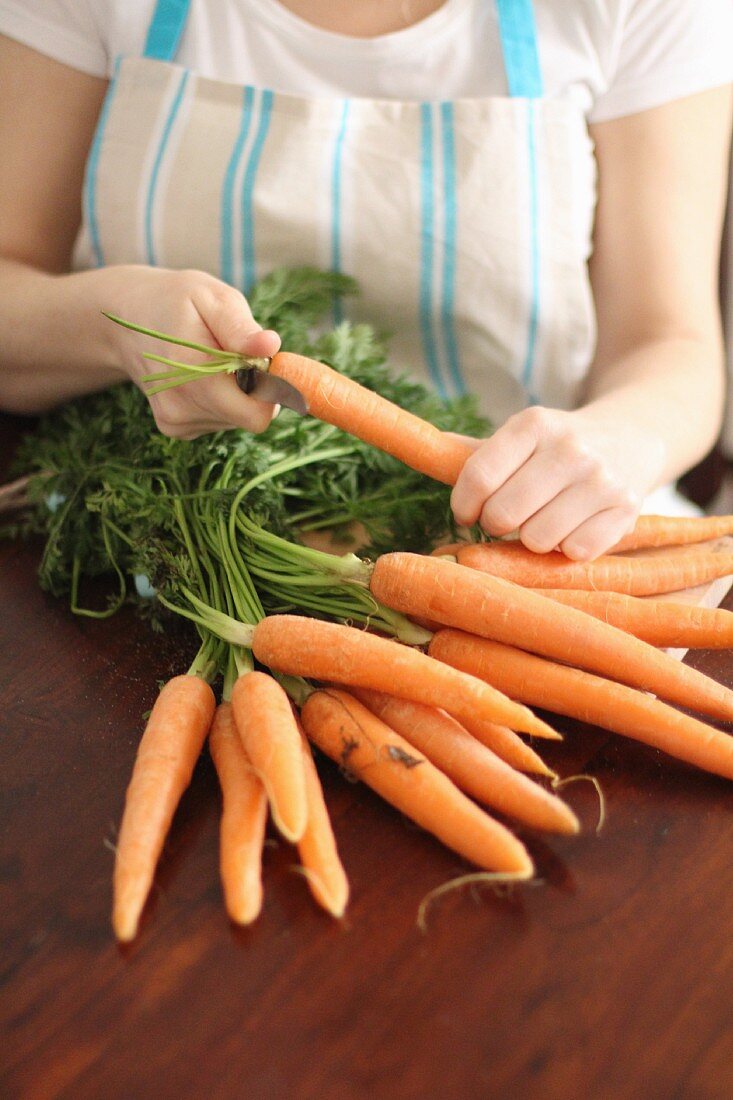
xmin=611 ymin=514 xmax=733 ymax=553
xmin=429 ymin=630 xmax=733 ymax=782
xmin=352 ymin=688 xmax=578 ymax=835
xmin=295 ymin=722 xmax=350 ymax=918
xmin=536 ymin=588 xmax=733 ymax=649
xmin=300 ymin=688 xmax=535 ymax=877
xmin=208 ymin=702 xmax=269 ymax=926
xmin=368 ymin=552 xmax=733 ymax=722
xmin=230 ymin=671 xmax=308 ymax=844
xmin=112 ymin=674 xmax=216 ymax=943
xmin=251 ymin=614 xmax=557 ymax=739
xmin=455 ymin=539 xmax=733 ymax=597
xmin=269 ymin=351 xmax=474 ymax=485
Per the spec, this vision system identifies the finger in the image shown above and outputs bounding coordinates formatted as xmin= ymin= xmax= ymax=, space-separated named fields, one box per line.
xmin=518 ymin=479 xmax=638 ymax=558
xmin=450 ymin=419 xmax=538 ymax=527
xmin=192 ymin=279 xmax=281 ymax=358
xmin=559 ymin=507 xmax=640 ymax=561
xmin=195 ymin=374 xmax=276 ymax=434
xmin=443 ymin=431 xmax=483 ymax=450
xmin=477 ymin=443 xmax=591 ymax=537
xmin=152 ymin=374 xmax=276 ymax=436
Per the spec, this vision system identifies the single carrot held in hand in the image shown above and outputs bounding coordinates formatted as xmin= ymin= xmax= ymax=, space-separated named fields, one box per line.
xmin=296 ymin=723 xmax=349 ymax=918
xmin=611 ymin=514 xmax=733 ymax=553
xmin=429 ymin=629 xmax=733 ymax=782
xmin=301 ymin=688 xmax=534 ymax=877
xmin=230 ymin=671 xmax=308 ymax=843
xmin=536 ymin=588 xmax=733 ymax=649
xmin=209 ymin=701 xmax=269 ymax=926
xmin=268 ymin=352 xmax=474 ymax=484
xmin=455 ymin=539 xmax=733 ymax=596
xmin=352 ymin=688 xmax=578 ymax=835
xmin=368 ymin=552 xmax=733 ymax=722
xmin=250 ymin=614 xmax=557 ymax=739
xmin=113 ymin=673 xmax=216 ymax=942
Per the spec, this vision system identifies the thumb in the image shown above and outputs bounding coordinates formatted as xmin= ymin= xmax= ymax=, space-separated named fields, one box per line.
xmin=192 ymin=279 xmax=281 ymax=359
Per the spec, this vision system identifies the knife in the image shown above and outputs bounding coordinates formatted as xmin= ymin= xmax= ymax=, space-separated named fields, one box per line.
xmin=235 ymin=362 xmax=308 ymax=416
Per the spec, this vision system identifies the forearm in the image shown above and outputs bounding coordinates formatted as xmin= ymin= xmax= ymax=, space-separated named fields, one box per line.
xmin=579 ymin=332 xmax=725 ymax=493
xmin=0 ymin=257 xmax=126 ymax=414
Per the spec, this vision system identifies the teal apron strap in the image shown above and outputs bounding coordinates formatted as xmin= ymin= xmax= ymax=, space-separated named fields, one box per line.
xmin=495 ymin=0 xmax=542 ymax=395
xmin=143 ymin=0 xmax=192 ymax=62
xmin=495 ymin=0 xmax=543 ymax=98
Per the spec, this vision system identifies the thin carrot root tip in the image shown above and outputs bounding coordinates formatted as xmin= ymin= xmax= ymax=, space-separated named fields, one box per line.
xmin=552 ymin=773 xmax=606 ymax=834
xmin=290 ymin=865 xmax=349 ymax=919
xmin=416 ymin=870 xmax=534 ymax=934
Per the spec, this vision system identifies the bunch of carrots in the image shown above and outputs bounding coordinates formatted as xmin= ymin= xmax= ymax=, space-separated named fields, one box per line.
xmin=108 ymin=323 xmax=733 ymax=942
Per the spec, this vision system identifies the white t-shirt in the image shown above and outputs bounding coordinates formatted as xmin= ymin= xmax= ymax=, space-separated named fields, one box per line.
xmin=0 ymin=0 xmax=731 ymax=122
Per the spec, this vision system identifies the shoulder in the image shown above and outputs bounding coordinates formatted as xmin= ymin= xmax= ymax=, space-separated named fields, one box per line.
xmin=534 ymin=1 xmax=732 ymax=121
xmin=0 ymin=0 xmax=155 ymax=77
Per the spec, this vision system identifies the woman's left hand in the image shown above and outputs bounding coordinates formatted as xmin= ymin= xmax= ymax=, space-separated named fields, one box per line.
xmin=449 ymin=404 xmax=666 ymax=560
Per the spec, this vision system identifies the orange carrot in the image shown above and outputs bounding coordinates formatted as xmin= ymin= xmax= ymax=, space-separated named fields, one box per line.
xmin=208 ymin=702 xmax=269 ymax=926
xmin=301 ymin=688 xmax=534 ymax=876
xmin=113 ymin=674 xmax=216 ymax=942
xmin=368 ymin=552 xmax=733 ymax=722
xmin=296 ymin=723 xmax=349 ymax=918
xmin=611 ymin=514 xmax=733 ymax=553
xmin=230 ymin=671 xmax=308 ymax=844
xmin=429 ymin=629 xmax=733 ymax=782
xmin=352 ymin=688 xmax=578 ymax=835
xmin=251 ymin=614 xmax=557 ymax=739
xmin=270 ymin=351 xmax=474 ymax=484
xmin=455 ymin=539 xmax=733 ymax=596
xmin=536 ymin=588 xmax=733 ymax=649
xmin=452 ymin=714 xmax=558 ymax=777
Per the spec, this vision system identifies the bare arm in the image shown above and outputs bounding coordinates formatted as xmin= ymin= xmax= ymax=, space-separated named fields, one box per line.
xmin=452 ymin=85 xmax=733 ymax=557
xmin=0 ymin=36 xmax=278 ymax=432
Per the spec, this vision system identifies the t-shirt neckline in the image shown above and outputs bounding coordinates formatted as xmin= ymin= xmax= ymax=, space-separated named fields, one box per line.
xmin=244 ymin=0 xmax=472 ymax=55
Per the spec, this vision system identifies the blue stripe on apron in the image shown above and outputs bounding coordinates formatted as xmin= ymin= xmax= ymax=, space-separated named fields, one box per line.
xmin=143 ymin=0 xmax=192 ymax=62
xmin=495 ymin=0 xmax=543 ymax=394
xmin=241 ymin=89 xmax=274 ymax=294
xmin=84 ymin=55 xmax=122 ymax=268
xmin=419 ymin=103 xmax=448 ymax=399
xmin=439 ymin=101 xmax=466 ymax=397
xmin=144 ymin=69 xmax=191 ymax=266
xmin=331 ymin=99 xmax=351 ymax=324
xmin=521 ymin=100 xmax=540 ymax=392
xmin=221 ymin=86 xmax=255 ymax=287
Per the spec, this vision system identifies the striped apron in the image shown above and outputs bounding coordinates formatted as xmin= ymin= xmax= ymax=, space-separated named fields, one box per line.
xmin=74 ymin=0 xmax=598 ymax=425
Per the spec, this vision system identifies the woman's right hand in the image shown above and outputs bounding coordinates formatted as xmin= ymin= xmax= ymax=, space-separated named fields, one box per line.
xmin=99 ymin=264 xmax=282 ymax=438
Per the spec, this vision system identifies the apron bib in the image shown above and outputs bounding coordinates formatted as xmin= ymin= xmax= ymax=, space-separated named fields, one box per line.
xmin=74 ymin=0 xmax=597 ymax=425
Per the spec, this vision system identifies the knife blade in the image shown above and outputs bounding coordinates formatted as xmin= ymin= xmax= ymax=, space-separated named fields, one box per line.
xmin=235 ymin=364 xmax=308 ymax=416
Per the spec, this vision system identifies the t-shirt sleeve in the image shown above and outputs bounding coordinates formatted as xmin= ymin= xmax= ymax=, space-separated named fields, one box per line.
xmin=590 ymin=0 xmax=733 ymax=123
xmin=0 ymin=0 xmax=111 ymax=77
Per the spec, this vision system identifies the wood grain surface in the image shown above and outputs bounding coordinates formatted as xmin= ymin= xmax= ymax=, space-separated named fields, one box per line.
xmin=2 ymin=413 xmax=733 ymax=1100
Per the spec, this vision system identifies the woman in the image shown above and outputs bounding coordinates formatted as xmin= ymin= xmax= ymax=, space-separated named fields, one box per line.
xmin=0 ymin=0 xmax=731 ymax=558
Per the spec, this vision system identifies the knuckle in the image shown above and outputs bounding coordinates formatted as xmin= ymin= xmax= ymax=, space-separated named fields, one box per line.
xmin=556 ymin=433 xmax=593 ymax=468
xmin=510 ymin=405 xmax=549 ymax=435
xmin=171 ymin=268 xmax=208 ymax=295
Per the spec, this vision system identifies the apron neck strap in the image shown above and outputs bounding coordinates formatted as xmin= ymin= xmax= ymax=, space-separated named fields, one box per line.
xmin=495 ymin=0 xmax=543 ymax=98
xmin=143 ymin=0 xmax=192 ymax=62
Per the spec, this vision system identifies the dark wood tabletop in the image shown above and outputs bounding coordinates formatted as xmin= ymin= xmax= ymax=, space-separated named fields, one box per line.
xmin=2 ymin=412 xmax=733 ymax=1100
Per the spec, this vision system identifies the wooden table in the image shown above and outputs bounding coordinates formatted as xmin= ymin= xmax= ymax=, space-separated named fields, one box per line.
xmin=2 ymin=413 xmax=733 ymax=1100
